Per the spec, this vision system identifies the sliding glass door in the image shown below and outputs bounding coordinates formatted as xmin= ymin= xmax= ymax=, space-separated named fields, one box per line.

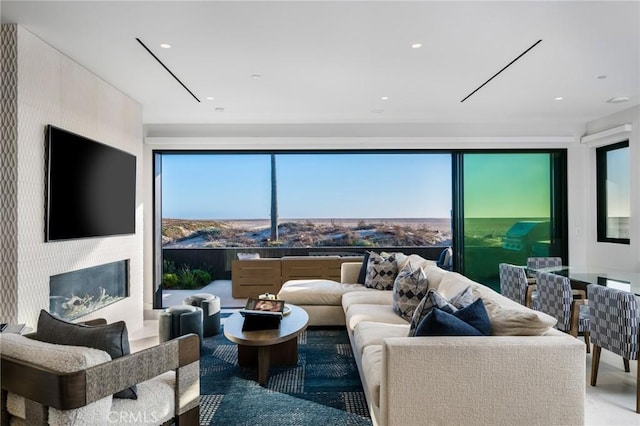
xmin=457 ymin=152 xmax=567 ymax=291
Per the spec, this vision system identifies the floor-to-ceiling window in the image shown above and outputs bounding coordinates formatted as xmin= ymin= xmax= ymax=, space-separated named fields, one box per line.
xmin=153 ymin=149 xmax=567 ymax=304
xmin=456 ymin=151 xmax=567 ymax=290
xmin=155 ymin=151 xmax=453 ymax=305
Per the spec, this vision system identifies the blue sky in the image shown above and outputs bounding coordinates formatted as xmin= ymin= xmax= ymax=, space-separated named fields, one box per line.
xmin=162 ymin=153 xmax=452 ymax=219
xmin=606 ymin=147 xmax=630 ymax=216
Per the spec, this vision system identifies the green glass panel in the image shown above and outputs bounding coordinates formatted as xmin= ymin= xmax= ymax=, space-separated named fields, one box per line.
xmin=462 ymin=153 xmax=551 ymax=291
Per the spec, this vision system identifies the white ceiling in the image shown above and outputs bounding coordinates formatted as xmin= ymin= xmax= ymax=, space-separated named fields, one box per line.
xmin=2 ymin=1 xmax=639 ymax=135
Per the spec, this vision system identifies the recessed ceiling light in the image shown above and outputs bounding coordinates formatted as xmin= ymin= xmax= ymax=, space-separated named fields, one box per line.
xmin=381 ymin=96 xmax=389 ymax=101
xmin=606 ymin=96 xmax=630 ymax=104
xmin=555 ymin=97 xmax=564 ymax=101
xmin=251 ymin=74 xmax=262 ymax=79
xmin=206 ymin=96 xmax=215 ymax=101
xmin=160 ymin=43 xmax=171 ymax=49
xmin=597 ymin=75 xmax=607 ymax=80
xmin=215 ymin=107 xmax=225 ymax=112
xmin=411 ymin=43 xmax=422 ymax=49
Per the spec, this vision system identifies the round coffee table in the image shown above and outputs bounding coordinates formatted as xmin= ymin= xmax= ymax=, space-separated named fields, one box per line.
xmin=224 ymin=304 xmax=309 ymax=385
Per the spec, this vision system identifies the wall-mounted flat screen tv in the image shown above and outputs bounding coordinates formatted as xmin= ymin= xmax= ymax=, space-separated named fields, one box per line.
xmin=46 ymin=125 xmax=136 ymax=241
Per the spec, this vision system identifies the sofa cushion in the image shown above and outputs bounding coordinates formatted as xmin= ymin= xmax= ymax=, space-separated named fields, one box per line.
xmin=36 ymin=310 xmax=137 ymax=399
xmin=433 ymin=271 xmax=476 ymax=300
xmin=408 ymin=287 xmax=473 ymax=337
xmin=401 ymin=254 xmax=438 ymax=273
xmin=278 ymin=279 xmax=375 ymax=306
xmin=361 ymin=345 xmax=383 ymax=408
xmin=353 ymin=322 xmax=410 ymax=356
xmin=392 ymin=263 xmax=428 ymax=321
xmin=472 ymin=284 xmax=557 ymax=335
xmin=346 ymin=304 xmax=408 ymax=334
xmin=0 ymin=332 xmax=112 ymax=371
xmin=415 ymin=308 xmax=484 ymax=336
xmin=237 ymin=252 xmax=260 ymax=260
xmin=110 ymin=371 xmax=176 ymax=424
xmin=342 ymin=290 xmax=393 ymax=313
xmin=364 ymin=252 xmax=398 ymax=290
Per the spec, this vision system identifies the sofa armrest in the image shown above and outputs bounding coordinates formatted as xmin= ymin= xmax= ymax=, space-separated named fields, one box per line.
xmin=380 ymin=336 xmax=584 ymax=426
xmin=341 ymin=262 xmax=362 ymax=283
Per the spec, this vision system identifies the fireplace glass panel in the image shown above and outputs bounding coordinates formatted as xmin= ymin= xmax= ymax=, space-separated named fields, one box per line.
xmin=49 ymin=260 xmax=129 ymax=320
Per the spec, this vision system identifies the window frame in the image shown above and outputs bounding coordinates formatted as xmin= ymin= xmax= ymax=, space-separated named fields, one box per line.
xmin=152 ymin=148 xmax=568 ymax=304
xmin=596 ymin=140 xmax=630 ymax=244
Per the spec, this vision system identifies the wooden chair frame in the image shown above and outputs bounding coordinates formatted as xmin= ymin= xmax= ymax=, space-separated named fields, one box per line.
xmin=1 ymin=332 xmax=200 ymax=425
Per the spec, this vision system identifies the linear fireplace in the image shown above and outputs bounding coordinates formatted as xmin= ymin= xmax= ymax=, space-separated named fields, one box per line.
xmin=49 ymin=260 xmax=129 ymax=320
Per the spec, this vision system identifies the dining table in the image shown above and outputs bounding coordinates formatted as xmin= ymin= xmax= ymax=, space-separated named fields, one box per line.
xmin=529 ymin=265 xmax=640 ymax=296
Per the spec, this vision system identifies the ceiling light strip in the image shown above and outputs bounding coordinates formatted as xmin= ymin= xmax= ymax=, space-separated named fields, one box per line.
xmin=135 ymin=38 xmax=200 ymax=103
xmin=460 ymin=39 xmax=542 ymax=103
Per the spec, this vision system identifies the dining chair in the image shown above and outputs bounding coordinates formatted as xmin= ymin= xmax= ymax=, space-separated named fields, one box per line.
xmin=499 ymin=263 xmax=538 ymax=309
xmin=587 ymin=284 xmax=639 ymax=413
xmin=527 ymin=256 xmax=562 ymax=270
xmin=526 ymin=256 xmax=562 ymax=284
xmin=536 ymin=271 xmax=590 ymax=352
xmin=527 ymin=257 xmax=587 ymax=300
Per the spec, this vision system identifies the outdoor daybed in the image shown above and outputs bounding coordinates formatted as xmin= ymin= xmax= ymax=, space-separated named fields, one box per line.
xmin=277 ymin=253 xmax=585 ymax=426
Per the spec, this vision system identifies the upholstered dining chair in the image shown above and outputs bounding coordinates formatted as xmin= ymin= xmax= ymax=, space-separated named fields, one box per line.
xmin=587 ymin=284 xmax=639 ymax=413
xmin=526 ymin=256 xmax=562 ymax=284
xmin=527 ymin=256 xmax=562 ymax=270
xmin=536 ymin=271 xmax=590 ymax=352
xmin=499 ymin=263 xmax=538 ymax=309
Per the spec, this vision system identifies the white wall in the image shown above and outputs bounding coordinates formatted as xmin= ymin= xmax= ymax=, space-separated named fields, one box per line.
xmin=575 ymin=106 xmax=640 ymax=272
xmin=1 ymin=25 xmax=144 ymax=330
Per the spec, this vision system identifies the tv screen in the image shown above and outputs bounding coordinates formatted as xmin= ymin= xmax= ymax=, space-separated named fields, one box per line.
xmin=46 ymin=125 xmax=136 ymax=241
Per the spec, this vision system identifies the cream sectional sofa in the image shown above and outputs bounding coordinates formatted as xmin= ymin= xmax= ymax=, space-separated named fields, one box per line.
xmin=277 ymin=254 xmax=585 ymax=426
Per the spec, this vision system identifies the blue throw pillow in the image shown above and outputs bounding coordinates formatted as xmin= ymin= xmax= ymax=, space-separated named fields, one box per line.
xmin=414 ymin=298 xmax=491 ymax=337
xmin=407 ymin=287 xmax=474 ymax=337
xmin=454 ymin=298 xmax=491 ymax=336
xmin=356 ymin=251 xmax=371 ymax=284
xmin=414 ymin=308 xmax=483 ymax=336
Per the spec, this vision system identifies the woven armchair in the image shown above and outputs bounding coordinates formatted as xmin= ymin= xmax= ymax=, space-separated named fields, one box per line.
xmin=1 ymin=325 xmax=199 ymax=425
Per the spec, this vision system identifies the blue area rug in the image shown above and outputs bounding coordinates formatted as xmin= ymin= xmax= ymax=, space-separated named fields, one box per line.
xmin=199 ymin=328 xmax=372 ymax=426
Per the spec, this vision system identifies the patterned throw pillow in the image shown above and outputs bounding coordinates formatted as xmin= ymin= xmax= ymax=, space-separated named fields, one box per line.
xmin=364 ymin=252 xmax=398 ymax=290
xmin=392 ymin=263 xmax=428 ymax=321
xmin=408 ymin=286 xmax=474 ymax=336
